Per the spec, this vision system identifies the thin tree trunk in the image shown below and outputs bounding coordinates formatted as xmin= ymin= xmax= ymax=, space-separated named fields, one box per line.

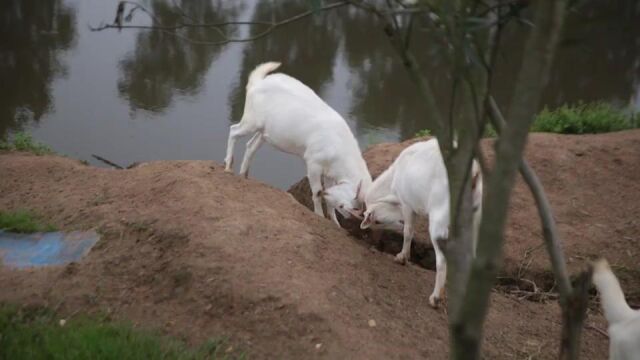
xmin=450 ymin=1 xmax=568 ymax=358
xmin=487 ymin=96 xmax=589 ymax=359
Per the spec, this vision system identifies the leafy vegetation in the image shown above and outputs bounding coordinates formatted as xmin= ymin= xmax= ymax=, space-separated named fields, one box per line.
xmin=0 ymin=210 xmax=56 ymax=233
xmin=414 ymin=102 xmax=639 ymax=139
xmin=531 ymin=102 xmax=639 ymax=134
xmin=0 ymin=132 xmax=53 ymax=155
xmin=0 ymin=304 xmax=240 ymax=360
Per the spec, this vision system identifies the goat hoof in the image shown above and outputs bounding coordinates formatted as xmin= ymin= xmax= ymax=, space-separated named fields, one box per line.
xmin=429 ymin=294 xmax=440 ymax=308
xmin=394 ymin=253 xmax=407 ymax=265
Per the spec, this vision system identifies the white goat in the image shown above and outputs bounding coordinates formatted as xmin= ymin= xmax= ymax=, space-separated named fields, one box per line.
xmin=360 ymin=139 xmax=482 ymax=307
xmin=592 ymin=259 xmax=640 ymax=360
xmin=224 ymin=62 xmax=372 ymax=225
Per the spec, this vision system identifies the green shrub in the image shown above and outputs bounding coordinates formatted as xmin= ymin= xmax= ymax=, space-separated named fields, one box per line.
xmin=0 ymin=132 xmax=53 ymax=155
xmin=0 ymin=210 xmax=56 ymax=233
xmin=415 ymin=129 xmax=432 ymax=137
xmin=531 ymin=102 xmax=639 ymax=134
xmin=0 ymin=304 xmax=239 ymax=360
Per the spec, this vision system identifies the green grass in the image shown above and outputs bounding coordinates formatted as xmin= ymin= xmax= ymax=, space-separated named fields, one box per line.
xmin=531 ymin=102 xmax=640 ymax=134
xmin=0 ymin=304 xmax=239 ymax=360
xmin=0 ymin=210 xmax=56 ymax=233
xmin=414 ymin=102 xmax=639 ymax=139
xmin=0 ymin=132 xmax=53 ymax=155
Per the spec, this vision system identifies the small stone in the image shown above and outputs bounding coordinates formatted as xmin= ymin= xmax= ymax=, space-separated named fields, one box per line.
xmin=315 ymin=343 xmax=322 ymax=350
xmin=59 ymin=319 xmax=66 ymax=327
xmin=225 ymin=346 xmax=233 ymax=353
xmin=368 ymin=319 xmax=376 ymax=327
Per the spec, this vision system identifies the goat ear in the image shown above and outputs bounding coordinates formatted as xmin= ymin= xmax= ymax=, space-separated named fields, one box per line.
xmin=360 ymin=212 xmax=373 ymax=229
xmin=354 ymin=180 xmax=362 ymax=200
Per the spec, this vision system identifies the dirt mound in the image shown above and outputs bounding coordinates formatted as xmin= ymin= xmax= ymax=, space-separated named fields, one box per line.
xmin=290 ymin=130 xmax=640 ymax=302
xmin=0 ymin=151 xmax=614 ymax=359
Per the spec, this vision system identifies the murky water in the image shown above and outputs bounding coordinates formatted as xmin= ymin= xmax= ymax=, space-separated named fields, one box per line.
xmin=2 ymin=0 xmax=639 ymax=189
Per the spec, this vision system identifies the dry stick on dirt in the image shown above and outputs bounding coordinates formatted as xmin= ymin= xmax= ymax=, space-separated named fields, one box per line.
xmin=452 ymin=1 xmax=571 ymax=359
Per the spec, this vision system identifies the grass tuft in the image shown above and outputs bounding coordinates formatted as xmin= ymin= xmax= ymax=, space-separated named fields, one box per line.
xmin=0 ymin=304 xmax=241 ymax=359
xmin=0 ymin=132 xmax=54 ymax=155
xmin=0 ymin=210 xmax=56 ymax=233
xmin=531 ymin=102 xmax=639 ymax=134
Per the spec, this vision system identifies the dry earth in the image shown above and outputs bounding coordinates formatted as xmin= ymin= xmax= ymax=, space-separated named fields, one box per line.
xmin=2 ymin=130 xmax=638 ymax=358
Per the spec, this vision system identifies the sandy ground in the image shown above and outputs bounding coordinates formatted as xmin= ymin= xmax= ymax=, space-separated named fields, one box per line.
xmin=2 ymin=130 xmax=638 ymax=358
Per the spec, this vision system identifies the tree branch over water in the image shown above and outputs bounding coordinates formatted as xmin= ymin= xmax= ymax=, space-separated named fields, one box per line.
xmin=90 ymin=1 xmax=349 ymax=46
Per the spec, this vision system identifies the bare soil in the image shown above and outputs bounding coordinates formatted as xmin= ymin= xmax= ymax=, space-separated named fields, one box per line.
xmin=1 ymin=130 xmax=638 ymax=359
xmin=290 ymin=131 xmax=640 ymax=304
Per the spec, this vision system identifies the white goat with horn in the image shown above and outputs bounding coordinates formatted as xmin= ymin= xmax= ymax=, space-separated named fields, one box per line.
xmin=224 ymin=62 xmax=371 ymax=226
xmin=360 ymin=139 xmax=483 ymax=307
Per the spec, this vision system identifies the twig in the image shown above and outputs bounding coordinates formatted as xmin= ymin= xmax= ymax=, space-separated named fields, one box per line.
xmin=92 ymin=154 xmax=124 ymax=169
xmin=585 ymin=323 xmax=608 ymax=339
xmin=90 ymin=1 xmax=349 ymax=46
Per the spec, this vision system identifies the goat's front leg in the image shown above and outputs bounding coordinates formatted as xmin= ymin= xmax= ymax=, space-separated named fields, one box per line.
xmin=395 ymin=204 xmax=415 ymax=265
xmin=307 ymin=164 xmax=325 ymax=217
xmin=428 ymin=212 xmax=449 ymax=308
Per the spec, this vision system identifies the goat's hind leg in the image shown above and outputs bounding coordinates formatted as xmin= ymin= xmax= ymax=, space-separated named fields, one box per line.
xmin=239 ymin=132 xmax=264 ymax=178
xmin=224 ymin=121 xmax=255 ymax=173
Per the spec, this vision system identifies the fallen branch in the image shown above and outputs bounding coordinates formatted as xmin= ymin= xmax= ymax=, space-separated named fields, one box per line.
xmin=585 ymin=323 xmax=609 ymax=339
xmin=91 ymin=154 xmax=124 ymax=169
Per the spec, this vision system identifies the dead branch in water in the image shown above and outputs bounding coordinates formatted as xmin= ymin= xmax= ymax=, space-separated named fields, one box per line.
xmin=91 ymin=154 xmax=124 ymax=169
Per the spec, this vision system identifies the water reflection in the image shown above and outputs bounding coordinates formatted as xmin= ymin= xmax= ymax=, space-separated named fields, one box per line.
xmin=229 ymin=0 xmax=341 ymax=122
xmin=492 ymin=0 xmax=640 ymax=114
xmin=0 ymin=0 xmax=76 ymax=137
xmin=1 ymin=0 xmax=639 ymax=190
xmin=117 ymin=1 xmax=242 ymax=113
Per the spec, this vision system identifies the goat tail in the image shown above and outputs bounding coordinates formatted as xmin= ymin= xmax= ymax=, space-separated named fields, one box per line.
xmin=247 ymin=61 xmax=282 ymax=90
xmin=593 ymin=258 xmax=635 ymax=325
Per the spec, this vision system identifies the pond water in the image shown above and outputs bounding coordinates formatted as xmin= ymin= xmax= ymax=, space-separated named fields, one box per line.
xmin=2 ymin=0 xmax=639 ymax=189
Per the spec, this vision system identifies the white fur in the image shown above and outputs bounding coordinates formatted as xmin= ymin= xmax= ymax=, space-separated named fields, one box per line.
xmin=361 ymin=139 xmax=483 ymax=307
xmin=224 ymin=62 xmax=372 ymax=226
xmin=592 ymin=259 xmax=640 ymax=360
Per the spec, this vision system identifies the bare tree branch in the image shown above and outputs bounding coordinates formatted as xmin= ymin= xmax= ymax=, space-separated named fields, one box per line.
xmin=487 ymin=96 xmax=572 ymax=297
xmin=90 ymin=1 xmax=349 ymax=46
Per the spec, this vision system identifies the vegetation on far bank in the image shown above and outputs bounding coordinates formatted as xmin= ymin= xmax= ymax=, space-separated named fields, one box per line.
xmin=0 ymin=210 xmax=56 ymax=233
xmin=0 ymin=132 xmax=54 ymax=155
xmin=531 ymin=102 xmax=639 ymax=134
xmin=415 ymin=102 xmax=640 ymax=138
xmin=0 ymin=304 xmax=240 ymax=360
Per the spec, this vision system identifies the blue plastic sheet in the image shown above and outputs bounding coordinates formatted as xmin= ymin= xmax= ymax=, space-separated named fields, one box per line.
xmin=0 ymin=230 xmax=99 ymax=268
